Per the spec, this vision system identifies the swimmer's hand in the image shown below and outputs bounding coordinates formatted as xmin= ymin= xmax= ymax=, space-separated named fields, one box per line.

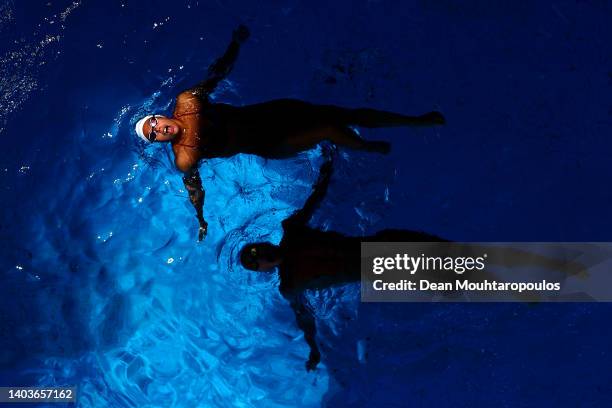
xmin=233 ymin=24 xmax=250 ymax=44
xmin=198 ymin=220 xmax=208 ymax=241
xmin=306 ymin=349 xmax=321 ymax=371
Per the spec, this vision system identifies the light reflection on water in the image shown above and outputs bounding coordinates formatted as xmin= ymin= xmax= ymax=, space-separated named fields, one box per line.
xmin=34 ymin=110 xmax=333 ymax=406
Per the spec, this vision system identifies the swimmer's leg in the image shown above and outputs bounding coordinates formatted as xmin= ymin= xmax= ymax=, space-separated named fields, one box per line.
xmin=276 ymin=125 xmax=389 ymax=155
xmin=324 ymin=126 xmax=391 ymax=154
xmin=347 ymin=108 xmax=445 ymax=128
xmin=316 ymin=104 xmax=445 ymax=128
xmin=242 ymin=99 xmax=444 ymax=128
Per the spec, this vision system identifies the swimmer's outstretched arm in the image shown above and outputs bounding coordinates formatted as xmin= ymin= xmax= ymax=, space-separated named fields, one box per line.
xmin=182 ymin=169 xmax=208 ymax=241
xmin=289 ymin=294 xmax=321 ymax=371
xmin=283 ymin=159 xmax=333 ymax=228
xmin=191 ymin=25 xmax=250 ymax=97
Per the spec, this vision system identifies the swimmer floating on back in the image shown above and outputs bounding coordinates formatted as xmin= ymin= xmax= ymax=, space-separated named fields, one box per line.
xmin=134 ymin=25 xmax=446 ymax=241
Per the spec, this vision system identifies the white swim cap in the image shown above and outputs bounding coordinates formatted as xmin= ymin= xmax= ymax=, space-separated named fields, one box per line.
xmin=135 ymin=115 xmax=165 ymax=143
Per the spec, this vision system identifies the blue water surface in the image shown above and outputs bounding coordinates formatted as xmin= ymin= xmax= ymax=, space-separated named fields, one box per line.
xmin=1 ymin=0 xmax=611 ymax=407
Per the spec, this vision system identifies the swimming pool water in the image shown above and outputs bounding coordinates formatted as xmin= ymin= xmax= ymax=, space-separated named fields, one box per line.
xmin=1 ymin=0 xmax=612 ymax=407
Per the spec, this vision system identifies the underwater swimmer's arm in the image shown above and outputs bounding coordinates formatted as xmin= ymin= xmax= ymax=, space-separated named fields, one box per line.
xmin=191 ymin=25 xmax=250 ymax=97
xmin=182 ymin=168 xmax=208 ymax=241
xmin=283 ymin=158 xmax=333 ymax=228
xmin=289 ymin=295 xmax=321 ymax=371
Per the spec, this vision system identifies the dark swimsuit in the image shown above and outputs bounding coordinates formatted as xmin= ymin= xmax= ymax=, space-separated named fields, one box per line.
xmin=278 ymin=221 xmax=361 ymax=297
xmin=174 ymin=98 xmax=359 ymax=159
xmin=173 ymin=106 xmax=236 ymax=158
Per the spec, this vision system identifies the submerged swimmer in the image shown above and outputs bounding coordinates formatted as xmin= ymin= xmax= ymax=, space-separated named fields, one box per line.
xmin=239 ymin=157 xmax=587 ymax=370
xmin=134 ymin=25 xmax=446 ymax=241
xmin=239 ymin=158 xmax=445 ymax=370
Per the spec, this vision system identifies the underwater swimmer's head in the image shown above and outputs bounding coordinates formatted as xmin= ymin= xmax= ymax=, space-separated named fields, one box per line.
xmin=240 ymin=243 xmax=283 ymax=272
xmin=135 ymin=114 xmax=182 ymax=143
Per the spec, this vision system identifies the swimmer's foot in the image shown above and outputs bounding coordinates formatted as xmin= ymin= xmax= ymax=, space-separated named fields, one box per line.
xmin=417 ymin=111 xmax=446 ymax=125
xmin=364 ymin=141 xmax=391 ymax=154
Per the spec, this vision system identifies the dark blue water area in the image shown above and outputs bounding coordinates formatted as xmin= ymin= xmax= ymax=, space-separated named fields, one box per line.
xmin=1 ymin=0 xmax=611 ymax=406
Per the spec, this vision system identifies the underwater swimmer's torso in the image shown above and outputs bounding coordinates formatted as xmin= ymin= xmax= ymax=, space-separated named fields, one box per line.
xmin=276 ymin=224 xmax=448 ymax=297
xmin=278 ymin=221 xmax=361 ymax=297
